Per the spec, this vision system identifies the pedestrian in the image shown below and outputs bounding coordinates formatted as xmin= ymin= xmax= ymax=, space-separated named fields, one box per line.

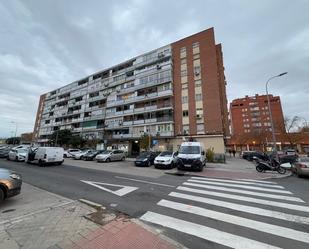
xmin=232 ymin=149 xmax=236 ymax=157
xmin=228 ymin=149 xmax=232 ymax=157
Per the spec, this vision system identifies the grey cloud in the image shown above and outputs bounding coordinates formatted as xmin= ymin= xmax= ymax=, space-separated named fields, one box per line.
xmin=0 ymin=0 xmax=308 ymax=137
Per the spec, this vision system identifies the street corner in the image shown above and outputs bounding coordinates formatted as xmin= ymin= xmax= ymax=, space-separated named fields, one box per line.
xmin=65 ymin=212 xmax=185 ymax=249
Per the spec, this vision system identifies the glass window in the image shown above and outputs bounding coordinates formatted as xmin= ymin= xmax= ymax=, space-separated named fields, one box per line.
xmin=181 ymin=69 xmax=187 ymax=77
xmin=182 ymin=83 xmax=188 ymax=89
xmin=182 ymin=110 xmax=189 ymax=117
xmin=195 ymin=80 xmax=201 ymax=87
xmin=179 ymin=146 xmax=200 ymax=154
xmin=181 ymin=59 xmax=186 ymax=65
xmin=182 ymin=96 xmax=188 ymax=103
xmin=195 ymin=93 xmax=202 ymax=102
xmin=197 ymin=124 xmax=204 ymax=132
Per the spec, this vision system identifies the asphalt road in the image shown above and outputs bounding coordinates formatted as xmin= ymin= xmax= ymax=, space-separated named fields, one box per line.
xmin=1 ymin=158 xmax=309 ymax=249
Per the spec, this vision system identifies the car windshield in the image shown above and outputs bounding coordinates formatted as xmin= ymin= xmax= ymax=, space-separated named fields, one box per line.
xmin=101 ymin=150 xmax=112 ymax=154
xmin=179 ymin=146 xmax=200 ymax=154
xmin=17 ymin=149 xmax=27 ymax=153
xmin=139 ymin=152 xmax=151 ymax=157
xmin=159 ymin=151 xmax=173 ymax=157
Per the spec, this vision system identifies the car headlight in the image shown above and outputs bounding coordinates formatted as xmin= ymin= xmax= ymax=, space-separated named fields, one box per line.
xmin=143 ymin=158 xmax=148 ymax=161
xmin=10 ymin=173 xmax=21 ymax=180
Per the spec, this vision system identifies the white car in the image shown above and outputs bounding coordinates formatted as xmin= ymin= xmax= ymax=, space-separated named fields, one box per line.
xmin=154 ymin=151 xmax=178 ymax=169
xmin=96 ymin=150 xmax=126 ymax=162
xmin=8 ymin=148 xmax=28 ymax=161
xmin=64 ymin=149 xmax=81 ymax=158
xmin=74 ymin=150 xmax=93 ymax=160
xmin=177 ymin=141 xmax=206 ymax=171
xmin=26 ymin=147 xmax=64 ymax=166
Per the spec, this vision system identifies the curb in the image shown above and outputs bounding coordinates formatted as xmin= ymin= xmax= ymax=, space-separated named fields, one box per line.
xmin=165 ymin=169 xmax=293 ymax=180
xmin=133 ymin=219 xmax=188 ymax=249
xmin=78 ymin=199 xmax=104 ymax=210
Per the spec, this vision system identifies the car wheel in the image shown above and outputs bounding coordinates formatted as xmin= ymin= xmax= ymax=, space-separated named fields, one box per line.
xmin=0 ymin=188 xmax=4 ymax=202
xmin=57 ymin=161 xmax=63 ymax=166
xmin=121 ymin=157 xmax=125 ymax=161
xmin=64 ymin=154 xmax=67 ymax=158
xmin=38 ymin=160 xmax=44 ymax=167
xmin=15 ymin=156 xmax=18 ymax=161
xmin=106 ymin=158 xmax=111 ymax=162
xmin=147 ymin=160 xmax=151 ymax=167
xmin=80 ymin=156 xmax=84 ymax=160
xmin=7 ymin=156 xmax=10 ymax=161
xmin=170 ymin=162 xmax=174 ymax=169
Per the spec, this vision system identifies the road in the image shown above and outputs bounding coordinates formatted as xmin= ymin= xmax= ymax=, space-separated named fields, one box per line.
xmin=1 ymin=158 xmax=309 ymax=249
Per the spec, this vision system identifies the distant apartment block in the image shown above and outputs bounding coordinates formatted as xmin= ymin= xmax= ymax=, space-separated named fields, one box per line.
xmin=230 ymin=94 xmax=285 ymax=136
xmin=33 ymin=28 xmax=229 ymax=155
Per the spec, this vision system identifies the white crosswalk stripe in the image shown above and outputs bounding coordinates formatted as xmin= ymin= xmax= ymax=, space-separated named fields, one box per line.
xmin=190 ymin=177 xmax=284 ymax=188
xmin=140 ymin=176 xmax=309 ymax=249
xmin=181 ymin=183 xmax=303 ymax=202
xmin=185 ymin=181 xmax=292 ymax=194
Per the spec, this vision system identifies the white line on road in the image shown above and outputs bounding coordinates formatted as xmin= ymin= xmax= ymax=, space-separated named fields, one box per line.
xmin=158 ymin=199 xmax=309 ymax=244
xmin=169 ymin=192 xmax=309 ymax=225
xmin=140 ymin=211 xmax=281 ymax=249
xmin=115 ymin=176 xmax=175 ymax=188
xmin=236 ymin=179 xmax=277 ymax=184
xmin=177 ymin=186 xmax=309 ymax=212
xmin=185 ymin=181 xmax=291 ymax=194
xmin=190 ymin=177 xmax=282 ymax=188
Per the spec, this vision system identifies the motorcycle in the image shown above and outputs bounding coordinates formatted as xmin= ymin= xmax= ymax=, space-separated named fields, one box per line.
xmin=255 ymin=156 xmax=287 ymax=174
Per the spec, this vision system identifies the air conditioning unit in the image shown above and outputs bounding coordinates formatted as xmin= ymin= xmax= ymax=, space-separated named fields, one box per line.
xmin=158 ymin=53 xmax=164 ymax=58
xmin=104 ymin=82 xmax=109 ymax=87
xmin=156 ymin=64 xmax=162 ymax=70
xmin=116 ymin=89 xmax=120 ymax=93
xmin=196 ymin=114 xmax=203 ymax=119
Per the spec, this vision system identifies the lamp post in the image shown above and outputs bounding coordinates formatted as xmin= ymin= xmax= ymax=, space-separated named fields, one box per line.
xmin=265 ymin=72 xmax=287 ymax=159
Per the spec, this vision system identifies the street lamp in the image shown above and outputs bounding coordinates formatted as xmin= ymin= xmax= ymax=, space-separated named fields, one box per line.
xmin=265 ymin=72 xmax=288 ymax=159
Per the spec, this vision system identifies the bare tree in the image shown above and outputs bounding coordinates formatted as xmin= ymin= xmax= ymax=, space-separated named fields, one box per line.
xmin=280 ymin=116 xmax=304 ymax=147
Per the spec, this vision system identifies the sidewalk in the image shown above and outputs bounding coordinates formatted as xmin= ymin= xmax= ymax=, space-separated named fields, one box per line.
xmin=0 ymin=183 xmax=184 ymax=249
xmin=166 ymin=156 xmax=292 ymax=180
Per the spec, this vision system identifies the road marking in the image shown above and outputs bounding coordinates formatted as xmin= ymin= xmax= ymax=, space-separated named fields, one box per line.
xmin=236 ymin=179 xmax=277 ymax=184
xmin=141 ymin=211 xmax=281 ymax=249
xmin=158 ymin=199 xmax=309 ymax=244
xmin=182 ymin=183 xmax=301 ymax=201
xmin=169 ymin=192 xmax=309 ymax=225
xmin=115 ymin=176 xmax=175 ymax=187
xmin=190 ymin=177 xmax=283 ymax=188
xmin=177 ymin=186 xmax=309 ymax=212
xmin=81 ymin=180 xmax=138 ymax=196
xmin=185 ymin=181 xmax=291 ymax=194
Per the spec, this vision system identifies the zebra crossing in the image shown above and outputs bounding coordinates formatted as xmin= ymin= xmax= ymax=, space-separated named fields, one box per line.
xmin=140 ymin=177 xmax=309 ymax=249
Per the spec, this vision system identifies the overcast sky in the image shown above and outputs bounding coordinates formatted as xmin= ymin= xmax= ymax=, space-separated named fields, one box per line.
xmin=0 ymin=0 xmax=308 ymax=138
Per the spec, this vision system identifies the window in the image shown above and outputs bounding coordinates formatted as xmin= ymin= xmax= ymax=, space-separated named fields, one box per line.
xmin=182 ymin=125 xmax=189 ymax=134
xmin=45 ymin=120 xmax=50 ymax=124
xmin=183 ymin=110 xmax=189 ymax=117
xmin=194 ymin=66 xmax=201 ymax=76
xmin=182 ymin=96 xmax=188 ymax=103
xmin=196 ymin=108 xmax=203 ymax=119
xmin=192 ymin=42 xmax=200 ymax=54
xmin=181 ymin=69 xmax=187 ymax=77
xmin=192 ymin=42 xmax=199 ymax=48
xmin=181 ymin=59 xmax=186 ymax=65
xmin=195 ymin=93 xmax=202 ymax=102
xmin=180 ymin=47 xmax=186 ymax=52
xmin=180 ymin=47 xmax=186 ymax=58
xmin=197 ymin=124 xmax=204 ymax=132
xmin=195 ymin=80 xmax=201 ymax=87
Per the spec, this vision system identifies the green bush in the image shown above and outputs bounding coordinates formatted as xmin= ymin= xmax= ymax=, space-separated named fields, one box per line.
xmin=206 ymin=147 xmax=215 ymax=162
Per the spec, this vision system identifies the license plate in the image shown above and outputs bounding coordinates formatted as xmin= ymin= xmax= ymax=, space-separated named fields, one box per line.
xmin=49 ymin=158 xmax=55 ymax=161
xmin=184 ymin=164 xmax=191 ymax=167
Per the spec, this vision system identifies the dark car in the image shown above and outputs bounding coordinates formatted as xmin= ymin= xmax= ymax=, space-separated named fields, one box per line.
xmin=0 ymin=147 xmax=11 ymax=158
xmin=0 ymin=168 xmax=22 ymax=202
xmin=83 ymin=150 xmax=105 ymax=161
xmin=248 ymin=152 xmax=269 ymax=162
xmin=135 ymin=151 xmax=159 ymax=167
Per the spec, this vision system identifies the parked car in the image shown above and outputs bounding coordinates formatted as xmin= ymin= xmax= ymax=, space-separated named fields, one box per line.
xmin=8 ymin=148 xmax=28 ymax=161
xmin=241 ymin=151 xmax=257 ymax=160
xmin=96 ymin=150 xmax=126 ymax=162
xmin=134 ymin=151 xmax=158 ymax=167
xmin=292 ymin=157 xmax=309 ymax=177
xmin=0 ymin=168 xmax=22 ymax=202
xmin=247 ymin=151 xmax=269 ymax=162
xmin=74 ymin=149 xmax=93 ymax=160
xmin=154 ymin=151 xmax=178 ymax=169
xmin=83 ymin=150 xmax=105 ymax=161
xmin=0 ymin=147 xmax=11 ymax=158
xmin=177 ymin=142 xmax=206 ymax=171
xmin=63 ymin=149 xmax=81 ymax=158
xmin=26 ymin=147 xmax=64 ymax=166
xmin=285 ymin=149 xmax=297 ymax=156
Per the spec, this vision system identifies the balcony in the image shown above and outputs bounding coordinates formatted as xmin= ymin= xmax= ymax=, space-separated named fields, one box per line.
xmin=133 ymin=120 xmax=144 ymax=125
xmin=145 ymin=118 xmax=157 ymax=123
xmin=112 ymin=134 xmax=133 ymax=139
xmin=123 ymin=121 xmax=133 ymax=126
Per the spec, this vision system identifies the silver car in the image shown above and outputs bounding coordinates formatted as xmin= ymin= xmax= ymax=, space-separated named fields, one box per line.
xmin=8 ymin=148 xmax=28 ymax=161
xmin=96 ymin=150 xmax=126 ymax=162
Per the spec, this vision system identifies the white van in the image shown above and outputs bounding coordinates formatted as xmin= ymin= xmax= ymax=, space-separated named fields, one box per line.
xmin=26 ymin=147 xmax=64 ymax=166
xmin=177 ymin=142 xmax=206 ymax=171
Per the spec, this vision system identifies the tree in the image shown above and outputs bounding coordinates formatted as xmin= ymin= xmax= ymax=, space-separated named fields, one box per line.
xmin=50 ymin=129 xmax=72 ymax=146
xmin=6 ymin=137 xmax=21 ymax=145
xmin=140 ymin=134 xmax=151 ymax=150
xmin=279 ymin=116 xmax=305 ymax=147
xmin=69 ymin=136 xmax=86 ymax=148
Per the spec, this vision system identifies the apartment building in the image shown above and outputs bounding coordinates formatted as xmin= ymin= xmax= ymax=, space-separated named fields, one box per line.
xmin=230 ymin=94 xmax=285 ymax=136
xmin=33 ymin=28 xmax=228 ymax=155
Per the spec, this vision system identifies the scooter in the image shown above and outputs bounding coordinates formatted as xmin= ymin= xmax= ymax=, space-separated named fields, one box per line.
xmin=255 ymin=157 xmax=287 ymax=174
